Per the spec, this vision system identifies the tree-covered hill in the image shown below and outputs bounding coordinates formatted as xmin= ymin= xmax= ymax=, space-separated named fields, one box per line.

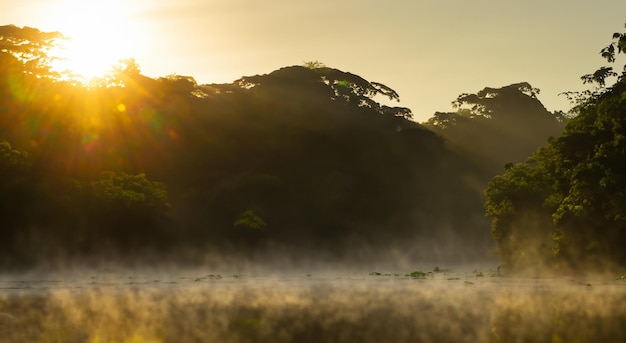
xmin=0 ymin=25 xmax=505 ymax=266
xmin=424 ymin=82 xmax=567 ymax=174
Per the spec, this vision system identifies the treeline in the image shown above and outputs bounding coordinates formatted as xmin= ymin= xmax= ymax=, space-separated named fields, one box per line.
xmin=0 ymin=24 xmax=585 ymax=270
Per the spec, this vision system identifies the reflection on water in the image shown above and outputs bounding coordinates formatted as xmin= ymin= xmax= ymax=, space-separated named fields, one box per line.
xmin=1 ymin=268 xmax=625 ymax=342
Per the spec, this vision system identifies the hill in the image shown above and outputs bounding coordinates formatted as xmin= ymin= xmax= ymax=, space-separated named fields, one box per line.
xmin=0 ymin=30 xmax=494 ymax=266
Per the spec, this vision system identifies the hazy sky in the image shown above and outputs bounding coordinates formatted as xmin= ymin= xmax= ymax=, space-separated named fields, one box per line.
xmin=2 ymin=0 xmax=626 ymax=122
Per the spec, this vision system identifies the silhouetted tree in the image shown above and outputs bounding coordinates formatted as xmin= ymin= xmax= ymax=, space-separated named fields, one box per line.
xmin=0 ymin=24 xmax=64 ymax=78
xmin=425 ymin=82 xmax=565 ymax=173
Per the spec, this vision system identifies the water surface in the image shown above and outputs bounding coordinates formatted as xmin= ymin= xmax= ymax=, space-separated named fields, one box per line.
xmin=1 ymin=267 xmax=624 ymax=342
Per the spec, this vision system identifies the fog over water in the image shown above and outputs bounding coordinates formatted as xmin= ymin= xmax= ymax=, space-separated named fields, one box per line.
xmin=1 ymin=265 xmax=625 ymax=343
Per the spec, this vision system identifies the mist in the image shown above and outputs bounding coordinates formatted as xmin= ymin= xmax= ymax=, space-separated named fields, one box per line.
xmin=2 ymin=266 xmax=626 ymax=342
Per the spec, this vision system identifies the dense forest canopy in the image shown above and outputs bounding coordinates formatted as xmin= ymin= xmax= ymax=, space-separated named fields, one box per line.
xmin=2 ymin=23 xmax=625 ymax=274
xmin=0 ymin=25 xmax=500 ymax=267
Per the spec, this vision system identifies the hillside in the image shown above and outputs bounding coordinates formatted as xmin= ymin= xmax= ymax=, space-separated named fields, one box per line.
xmin=0 ymin=49 xmax=493 ymax=266
xmin=0 ymin=25 xmax=566 ymax=267
xmin=424 ymin=82 xmax=566 ymax=174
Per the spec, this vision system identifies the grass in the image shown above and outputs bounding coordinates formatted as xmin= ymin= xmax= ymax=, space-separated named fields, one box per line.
xmin=369 ymin=271 xmax=428 ymax=278
xmin=370 ymin=268 xmax=455 ymax=279
xmin=406 ymin=271 xmax=430 ymax=278
xmin=194 ymin=274 xmax=223 ymax=281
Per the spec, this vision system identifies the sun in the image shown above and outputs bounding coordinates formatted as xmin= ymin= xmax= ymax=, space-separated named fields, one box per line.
xmin=50 ymin=1 xmax=142 ymax=82
xmin=55 ymin=34 xmax=125 ymax=81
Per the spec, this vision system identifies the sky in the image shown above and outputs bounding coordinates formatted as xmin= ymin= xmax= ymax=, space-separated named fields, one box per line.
xmin=2 ymin=0 xmax=626 ymax=122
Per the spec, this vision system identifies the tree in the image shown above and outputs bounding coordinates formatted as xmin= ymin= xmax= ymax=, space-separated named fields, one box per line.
xmin=234 ymin=66 xmax=414 ymax=119
xmin=87 ymin=171 xmax=169 ymax=212
xmin=425 ymin=83 xmax=565 ymax=173
xmin=302 ymin=60 xmax=326 ymax=69
xmin=234 ymin=210 xmax=267 ymax=231
xmin=91 ymin=58 xmax=145 ymax=87
xmin=563 ymin=23 xmax=626 ymax=104
xmin=0 ymin=25 xmax=495 ymax=263
xmin=485 ymin=23 xmax=626 ymax=272
xmin=0 ymin=142 xmax=34 ymax=256
xmin=0 ymin=24 xmax=65 ymax=78
xmin=70 ymin=171 xmax=171 ymax=251
xmin=484 ymin=153 xmax=560 ymax=271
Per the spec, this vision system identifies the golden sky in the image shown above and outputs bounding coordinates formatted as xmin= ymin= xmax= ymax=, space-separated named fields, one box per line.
xmin=2 ymin=0 xmax=626 ymax=121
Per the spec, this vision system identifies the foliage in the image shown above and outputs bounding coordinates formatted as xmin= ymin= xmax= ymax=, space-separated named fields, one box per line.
xmin=234 ymin=210 xmax=267 ymax=231
xmin=562 ymin=23 xmax=626 ymax=105
xmin=406 ymin=271 xmax=428 ymax=278
xmin=424 ymin=83 xmax=565 ymax=173
xmin=0 ymin=23 xmax=502 ymax=264
xmin=84 ymin=171 xmax=170 ymax=212
xmin=302 ymin=60 xmax=326 ymax=69
xmin=588 ymin=25 xmax=626 ymax=83
xmin=485 ymin=23 xmax=626 ymax=271
xmin=451 ymin=82 xmax=541 ymax=118
xmin=0 ymin=24 xmax=64 ymax=78
xmin=0 ymin=141 xmax=30 ymax=169
xmin=235 ymin=66 xmax=413 ymax=119
xmin=65 ymin=171 xmax=171 ymax=252
xmin=0 ymin=142 xmax=34 ymax=255
xmin=91 ymin=58 xmax=144 ymax=87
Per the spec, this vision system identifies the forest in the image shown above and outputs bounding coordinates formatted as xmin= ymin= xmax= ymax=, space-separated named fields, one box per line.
xmin=0 ymin=23 xmax=624 ymax=274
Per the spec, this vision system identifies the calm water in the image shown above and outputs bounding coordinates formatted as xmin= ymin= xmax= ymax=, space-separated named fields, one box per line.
xmin=1 ymin=267 xmax=625 ymax=342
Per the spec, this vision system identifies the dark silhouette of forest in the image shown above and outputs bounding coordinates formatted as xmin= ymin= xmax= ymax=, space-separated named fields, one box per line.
xmin=1 ymin=23 xmax=625 ymax=273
